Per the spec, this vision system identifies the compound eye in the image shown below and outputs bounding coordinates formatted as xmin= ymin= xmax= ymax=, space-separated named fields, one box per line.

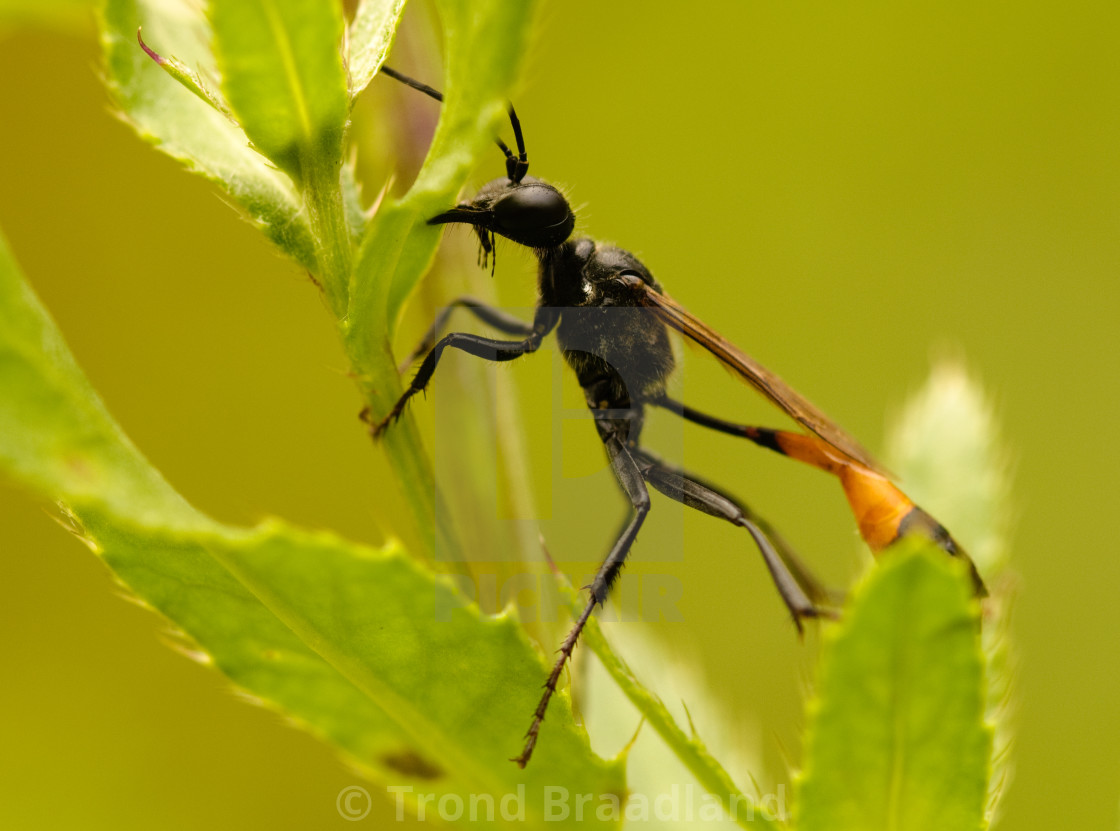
xmin=492 ymin=182 xmax=575 ymax=246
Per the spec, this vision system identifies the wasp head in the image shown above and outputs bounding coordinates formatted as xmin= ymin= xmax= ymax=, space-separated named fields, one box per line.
xmin=429 ymin=176 xmax=575 ymax=270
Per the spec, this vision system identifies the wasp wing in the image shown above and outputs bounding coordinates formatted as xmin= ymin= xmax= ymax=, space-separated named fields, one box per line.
xmin=620 ymin=274 xmax=885 ymax=474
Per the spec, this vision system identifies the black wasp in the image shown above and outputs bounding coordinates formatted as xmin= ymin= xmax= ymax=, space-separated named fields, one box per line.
xmin=371 ymin=66 xmax=984 ymax=767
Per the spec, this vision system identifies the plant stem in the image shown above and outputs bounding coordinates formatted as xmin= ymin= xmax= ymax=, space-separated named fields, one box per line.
xmin=299 ymin=148 xmax=463 ymax=568
xmin=300 ymin=149 xmax=351 ymax=320
xmin=344 ymin=202 xmax=466 ymax=572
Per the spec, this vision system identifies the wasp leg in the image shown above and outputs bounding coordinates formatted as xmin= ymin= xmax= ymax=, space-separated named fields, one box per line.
xmin=648 ymin=394 xmax=844 ymax=603
xmin=515 ymin=424 xmax=650 ymax=768
xmin=371 ymin=306 xmax=559 ymax=438
xmin=398 ymin=297 xmax=536 ymax=372
xmin=631 ymin=447 xmax=829 ymax=629
xmin=649 ymin=393 xmax=764 ymax=440
xmin=649 ymin=394 xmax=985 ymax=596
xmin=633 ymin=447 xmax=837 ymax=611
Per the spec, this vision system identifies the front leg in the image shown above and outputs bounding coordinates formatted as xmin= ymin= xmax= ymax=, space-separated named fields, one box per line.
xmin=398 ymin=296 xmax=537 ymax=372
xmin=370 ymin=305 xmax=560 ymax=438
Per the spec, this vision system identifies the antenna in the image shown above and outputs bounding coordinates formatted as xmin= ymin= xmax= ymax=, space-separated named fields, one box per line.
xmin=380 ymin=65 xmax=528 ymax=183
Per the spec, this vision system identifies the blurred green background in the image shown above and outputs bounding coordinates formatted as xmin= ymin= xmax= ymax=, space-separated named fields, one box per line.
xmin=2 ymin=0 xmax=1118 ymax=828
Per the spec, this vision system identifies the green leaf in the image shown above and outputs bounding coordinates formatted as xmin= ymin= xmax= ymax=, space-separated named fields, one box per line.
xmin=136 ymin=25 xmax=233 ymax=118
xmin=210 ymin=0 xmax=349 ymax=178
xmin=347 ymin=0 xmax=541 ymax=344
xmin=100 ymin=0 xmax=317 ymax=271
xmin=342 ymin=0 xmax=541 ymax=565
xmin=796 ymin=542 xmax=991 ymax=831
xmin=210 ymin=0 xmax=353 ymax=316
xmin=348 ymin=0 xmax=408 ymax=98
xmin=0 ymin=229 xmax=626 ymax=825
xmin=0 ymin=232 xmax=193 ymax=524
xmin=887 ymin=363 xmax=1015 ymax=820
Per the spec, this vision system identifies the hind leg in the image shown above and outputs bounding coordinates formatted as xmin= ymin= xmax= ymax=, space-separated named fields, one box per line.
xmin=631 ymin=447 xmax=833 ymax=627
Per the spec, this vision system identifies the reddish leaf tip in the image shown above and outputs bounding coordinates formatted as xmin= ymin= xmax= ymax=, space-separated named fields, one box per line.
xmin=136 ymin=27 xmax=165 ymax=66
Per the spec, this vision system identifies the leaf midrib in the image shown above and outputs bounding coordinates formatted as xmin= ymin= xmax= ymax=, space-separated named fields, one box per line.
xmin=261 ymin=0 xmax=314 ymax=151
